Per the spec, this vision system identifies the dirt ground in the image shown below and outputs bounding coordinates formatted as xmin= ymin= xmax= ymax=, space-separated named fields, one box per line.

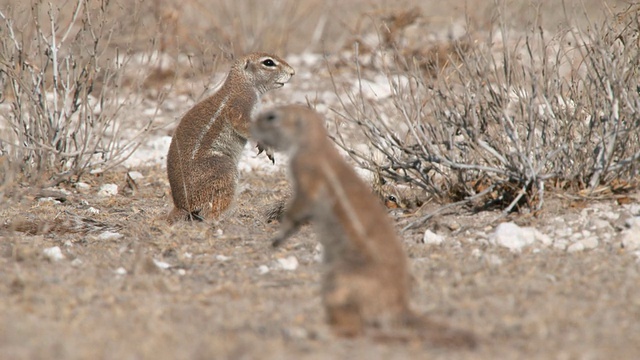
xmin=1 ymin=164 xmax=639 ymax=360
xmin=2 ymin=0 xmax=640 ymax=359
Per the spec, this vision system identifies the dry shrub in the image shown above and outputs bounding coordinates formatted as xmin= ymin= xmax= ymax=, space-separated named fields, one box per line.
xmin=331 ymin=4 xmax=640 ymax=225
xmin=0 ymin=0 xmax=180 ymax=210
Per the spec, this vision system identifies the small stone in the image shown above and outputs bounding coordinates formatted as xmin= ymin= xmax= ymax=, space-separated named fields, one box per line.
xmin=582 ymin=237 xmax=599 ymax=250
xmin=258 ymin=265 xmax=270 ymax=274
xmin=535 ymin=232 xmax=553 ymax=246
xmin=70 ymin=258 xmax=83 ymax=267
xmin=98 ymin=184 xmax=118 ymax=197
xmin=87 ymin=207 xmax=100 ymax=214
xmin=127 ymin=171 xmax=144 ymax=180
xmin=43 ymin=246 xmax=65 ymax=261
xmin=152 ymin=258 xmax=172 ymax=269
xmin=567 ymin=242 xmax=585 ymax=253
xmin=277 ymin=256 xmax=299 ymax=271
xmin=114 ymin=267 xmax=127 ymax=275
xmin=570 ymin=232 xmax=583 ymax=241
xmin=490 ymin=222 xmax=536 ymax=251
xmin=75 ymin=182 xmax=91 ymax=190
xmin=554 ymin=227 xmax=572 ymax=238
xmin=38 ymin=197 xmax=60 ymax=204
xmin=623 ymin=204 xmax=640 ymax=215
xmin=97 ymin=231 xmax=123 ymax=241
xmin=621 ymin=227 xmax=640 ymax=251
xmin=590 ymin=219 xmax=611 ymax=230
xmin=313 ymin=243 xmax=324 ymax=263
xmin=215 ymin=254 xmax=230 ymax=261
xmin=176 ymin=269 xmax=186 ymax=276
xmin=553 ymin=239 xmax=568 ymax=251
xmin=46 ymin=187 xmax=71 ymax=195
xmin=422 ymin=230 xmax=444 ymax=245
xmin=625 ymin=217 xmax=640 ymax=229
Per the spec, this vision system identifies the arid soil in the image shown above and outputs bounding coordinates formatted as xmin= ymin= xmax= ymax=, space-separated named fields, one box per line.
xmin=1 ymin=165 xmax=639 ymax=359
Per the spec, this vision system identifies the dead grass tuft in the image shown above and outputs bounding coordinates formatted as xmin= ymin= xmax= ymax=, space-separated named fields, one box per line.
xmin=330 ymin=4 xmax=640 ymax=227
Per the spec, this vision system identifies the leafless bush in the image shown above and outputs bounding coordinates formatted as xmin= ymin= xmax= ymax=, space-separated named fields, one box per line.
xmin=0 ymin=0 xmax=162 ymax=191
xmin=331 ymin=4 xmax=640 ymax=225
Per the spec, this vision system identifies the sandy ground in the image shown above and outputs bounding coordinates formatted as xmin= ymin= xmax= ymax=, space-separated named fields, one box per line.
xmin=1 ymin=164 xmax=639 ymax=359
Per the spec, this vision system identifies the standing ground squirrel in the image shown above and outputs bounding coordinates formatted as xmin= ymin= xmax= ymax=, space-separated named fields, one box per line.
xmin=251 ymin=105 xmax=476 ymax=348
xmin=166 ymin=52 xmax=294 ymax=223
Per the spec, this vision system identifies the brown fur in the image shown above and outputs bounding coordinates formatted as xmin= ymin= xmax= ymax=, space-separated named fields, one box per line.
xmin=166 ymin=53 xmax=294 ymax=223
xmin=251 ymin=105 xmax=476 ymax=348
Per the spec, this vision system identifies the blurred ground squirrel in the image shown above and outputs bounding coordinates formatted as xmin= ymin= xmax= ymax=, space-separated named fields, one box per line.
xmin=251 ymin=105 xmax=476 ymax=348
xmin=373 ymin=173 xmax=427 ymax=211
xmin=166 ymin=52 xmax=294 ymax=223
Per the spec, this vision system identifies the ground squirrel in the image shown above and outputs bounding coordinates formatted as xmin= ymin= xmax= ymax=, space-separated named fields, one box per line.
xmin=166 ymin=52 xmax=294 ymax=223
xmin=251 ymin=105 xmax=476 ymax=348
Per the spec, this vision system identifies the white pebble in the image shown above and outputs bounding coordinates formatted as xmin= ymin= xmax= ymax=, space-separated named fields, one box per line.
xmin=490 ymin=222 xmax=549 ymax=251
xmin=70 ymin=258 xmax=83 ymax=267
xmin=277 ymin=256 xmax=299 ymax=271
xmin=567 ymin=242 xmax=585 ymax=253
xmin=98 ymin=184 xmax=118 ymax=197
xmin=569 ymin=232 xmax=583 ymax=241
xmin=625 ymin=216 xmax=640 ymax=229
xmin=38 ymin=197 xmax=60 ymax=204
xmin=581 ymin=237 xmax=599 ymax=250
xmin=75 ymin=182 xmax=91 ymax=190
xmin=422 ymin=230 xmax=444 ymax=245
xmin=215 ymin=254 xmax=231 ymax=261
xmin=177 ymin=269 xmax=186 ymax=276
xmin=87 ymin=207 xmax=100 ymax=214
xmin=152 ymin=258 xmax=172 ymax=269
xmin=590 ymin=219 xmax=611 ymax=230
xmin=127 ymin=171 xmax=144 ymax=180
xmin=183 ymin=252 xmax=193 ymax=259
xmin=43 ymin=246 xmax=65 ymax=261
xmin=554 ymin=227 xmax=572 ymax=238
xmin=97 ymin=231 xmax=123 ymax=241
xmin=46 ymin=187 xmax=71 ymax=195
xmin=258 ymin=265 xmax=270 ymax=274
xmin=623 ymin=204 xmax=640 ymax=215
xmin=114 ymin=267 xmax=127 ymax=275
xmin=621 ymin=227 xmax=640 ymax=251
xmin=553 ymin=239 xmax=568 ymax=250
xmin=313 ymin=243 xmax=324 ymax=263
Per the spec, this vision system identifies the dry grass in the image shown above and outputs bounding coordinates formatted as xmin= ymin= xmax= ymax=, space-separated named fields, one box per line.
xmin=330 ymin=2 xmax=640 ymax=227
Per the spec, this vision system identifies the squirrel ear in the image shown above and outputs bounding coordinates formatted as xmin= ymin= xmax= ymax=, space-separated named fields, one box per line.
xmin=244 ymin=59 xmax=250 ymax=70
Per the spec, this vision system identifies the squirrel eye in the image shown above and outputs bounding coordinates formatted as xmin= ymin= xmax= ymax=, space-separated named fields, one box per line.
xmin=388 ymin=195 xmax=397 ymax=202
xmin=264 ymin=113 xmax=277 ymax=122
xmin=262 ymin=59 xmax=276 ymax=67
